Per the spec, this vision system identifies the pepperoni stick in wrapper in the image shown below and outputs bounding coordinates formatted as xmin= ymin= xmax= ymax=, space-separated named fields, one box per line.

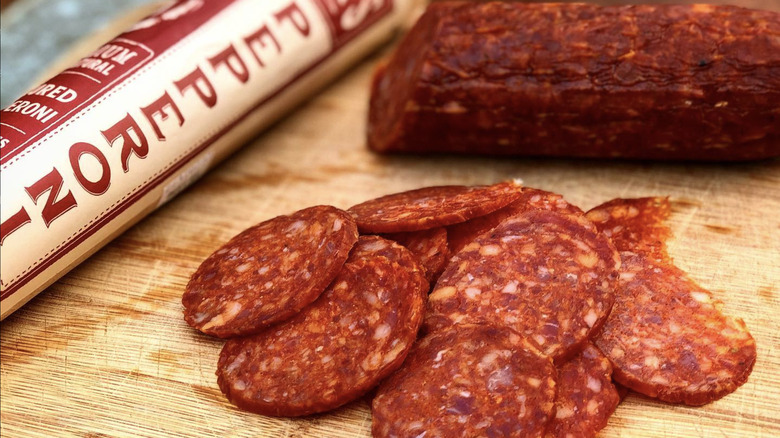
xmin=0 ymin=0 xmax=413 ymax=319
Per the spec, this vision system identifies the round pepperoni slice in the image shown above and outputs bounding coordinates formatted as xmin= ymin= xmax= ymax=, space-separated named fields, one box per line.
xmin=372 ymin=325 xmax=557 ymax=438
xmin=347 ymin=180 xmax=523 ymax=233
xmin=183 ymin=205 xmax=358 ymax=338
xmin=425 ymin=210 xmax=620 ymax=362
xmin=546 ymin=344 xmax=620 ymax=438
xmin=216 ymin=236 xmax=427 ymax=417
xmin=447 ymin=187 xmax=586 ymax=255
xmin=383 ymin=227 xmax=450 ymax=284
xmin=595 ymin=253 xmax=757 ymax=406
xmin=587 ymin=197 xmax=756 ymax=405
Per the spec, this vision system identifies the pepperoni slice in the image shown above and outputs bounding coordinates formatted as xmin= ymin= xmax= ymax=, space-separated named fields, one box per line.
xmin=372 ymin=325 xmax=557 ymax=438
xmin=216 ymin=236 xmax=427 ymax=416
xmin=183 ymin=205 xmax=358 ymax=338
xmin=615 ymin=382 xmax=631 ymax=401
xmin=595 ymin=253 xmax=756 ymax=406
xmin=585 ymin=197 xmax=671 ymax=260
xmin=447 ymin=187 xmax=586 ymax=255
xmin=546 ymin=344 xmax=620 ymax=438
xmin=587 ymin=198 xmax=756 ymax=405
xmin=384 ymin=227 xmax=449 ymax=284
xmin=347 ymin=180 xmax=523 ymax=233
xmin=425 ymin=210 xmax=619 ymax=362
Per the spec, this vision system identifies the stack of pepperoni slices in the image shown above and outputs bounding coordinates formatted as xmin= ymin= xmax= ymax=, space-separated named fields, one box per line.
xmin=182 ymin=180 xmax=756 ymax=437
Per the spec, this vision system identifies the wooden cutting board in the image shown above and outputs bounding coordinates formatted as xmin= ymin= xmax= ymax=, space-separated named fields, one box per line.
xmin=1 ymin=2 xmax=779 ymax=437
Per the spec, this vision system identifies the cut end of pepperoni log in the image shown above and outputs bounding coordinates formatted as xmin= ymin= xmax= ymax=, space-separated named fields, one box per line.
xmin=367 ymin=4 xmax=444 ymax=154
xmin=426 ymin=209 xmax=619 ymax=362
xmin=588 ymin=198 xmax=757 ymax=406
xmin=216 ymin=236 xmax=427 ymax=417
xmin=372 ymin=324 xmax=557 ymax=438
xmin=182 ymin=205 xmax=358 ymax=338
xmin=347 ymin=179 xmax=523 ymax=234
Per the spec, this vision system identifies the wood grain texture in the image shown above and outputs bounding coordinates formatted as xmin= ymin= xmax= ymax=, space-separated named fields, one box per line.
xmin=2 ymin=1 xmax=780 ymax=437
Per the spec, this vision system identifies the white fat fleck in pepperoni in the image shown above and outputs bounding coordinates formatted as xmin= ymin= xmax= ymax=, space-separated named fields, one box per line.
xmin=285 ymin=220 xmax=306 ymax=234
xmin=486 ymin=365 xmax=514 ymax=391
xmin=479 ymin=244 xmax=501 ymax=256
xmin=587 ymin=376 xmax=602 ymax=392
xmin=464 ymin=287 xmax=481 ymax=299
xmin=584 ymin=308 xmax=599 ymax=327
xmin=201 ymin=301 xmax=243 ymax=330
xmin=586 ymin=399 xmax=600 ymax=414
xmin=235 ymin=263 xmax=252 ymax=273
xmin=527 ymin=377 xmax=542 ymax=388
xmin=364 ymin=291 xmax=379 ymax=306
xmin=374 ymin=323 xmax=392 ymax=340
xmin=502 ymin=281 xmax=518 ymax=294
xmin=555 ymin=405 xmax=575 ymax=419
xmin=576 ymin=251 xmax=599 ymax=268
xmin=225 ymin=352 xmax=247 ymax=374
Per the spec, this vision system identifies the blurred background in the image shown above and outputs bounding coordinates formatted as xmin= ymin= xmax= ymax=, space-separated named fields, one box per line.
xmin=0 ymin=0 xmax=156 ymax=106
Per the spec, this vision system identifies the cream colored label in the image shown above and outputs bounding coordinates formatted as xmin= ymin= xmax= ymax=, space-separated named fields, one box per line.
xmin=0 ymin=0 xmax=410 ymax=319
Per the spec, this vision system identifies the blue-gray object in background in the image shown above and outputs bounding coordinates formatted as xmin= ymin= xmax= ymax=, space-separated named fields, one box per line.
xmin=1 ymin=0 xmax=156 ymax=107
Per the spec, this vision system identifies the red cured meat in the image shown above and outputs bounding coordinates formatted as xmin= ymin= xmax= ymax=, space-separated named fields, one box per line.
xmin=425 ymin=210 xmax=620 ymax=362
xmin=587 ymin=198 xmax=757 ymax=405
xmin=585 ymin=197 xmax=671 ymax=261
xmin=368 ymin=2 xmax=780 ymax=161
xmin=348 ymin=235 xmax=431 ymax=300
xmin=372 ymin=325 xmax=557 ymax=438
xmin=594 ymin=253 xmax=756 ymax=406
xmin=216 ymin=236 xmax=427 ymax=416
xmin=545 ymin=344 xmax=620 ymax=438
xmin=183 ymin=205 xmax=358 ymax=338
xmin=615 ymin=382 xmax=631 ymax=401
xmin=347 ymin=180 xmax=522 ymax=233
xmin=447 ymin=187 xmax=586 ymax=255
xmin=383 ymin=227 xmax=450 ymax=284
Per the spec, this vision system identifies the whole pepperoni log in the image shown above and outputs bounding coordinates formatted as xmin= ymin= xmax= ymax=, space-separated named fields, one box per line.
xmin=368 ymin=2 xmax=780 ymax=161
xmin=447 ymin=187 xmax=586 ymax=255
xmin=425 ymin=210 xmax=620 ymax=362
xmin=545 ymin=344 xmax=620 ymax=438
xmin=586 ymin=198 xmax=757 ymax=405
xmin=347 ymin=180 xmax=522 ymax=234
xmin=216 ymin=236 xmax=427 ymax=416
xmin=372 ymin=325 xmax=557 ymax=438
xmin=183 ymin=205 xmax=358 ymax=338
xmin=384 ymin=227 xmax=450 ymax=284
